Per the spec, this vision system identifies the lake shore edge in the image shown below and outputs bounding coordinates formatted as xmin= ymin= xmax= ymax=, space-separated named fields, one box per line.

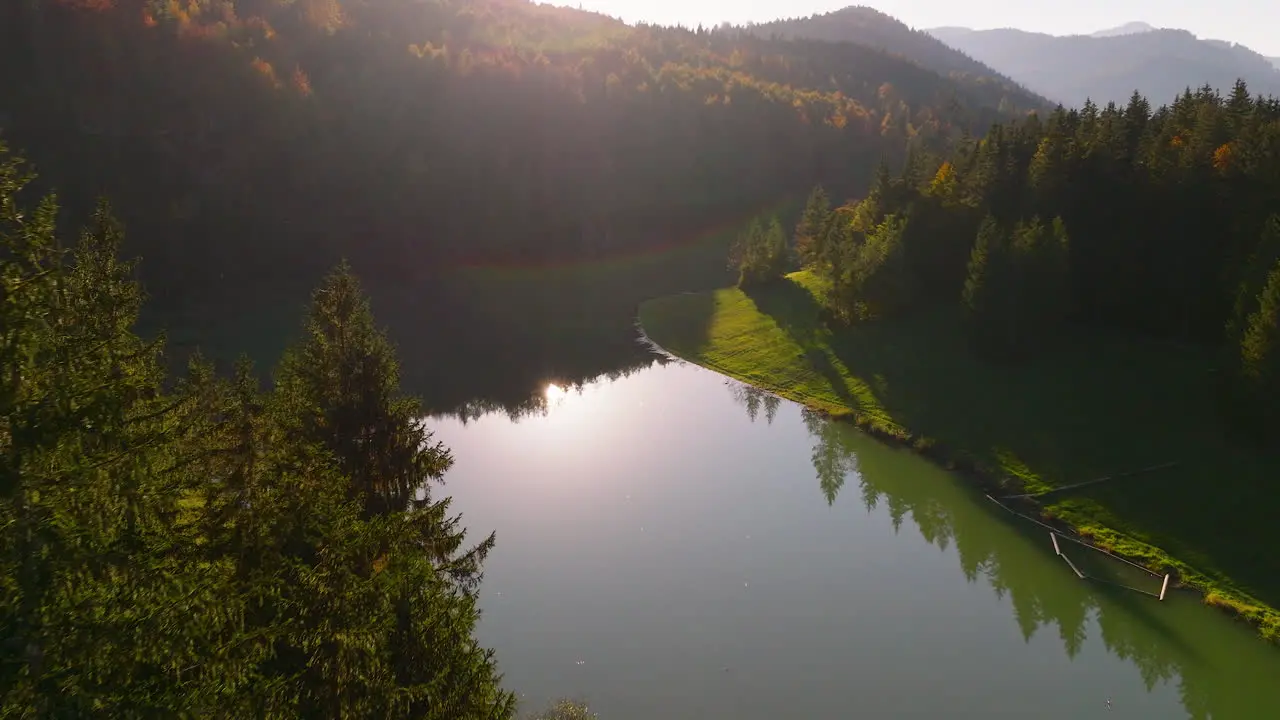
xmin=635 ymin=295 xmax=1280 ymax=645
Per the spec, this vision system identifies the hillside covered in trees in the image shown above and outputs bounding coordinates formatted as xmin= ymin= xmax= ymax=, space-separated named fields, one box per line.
xmin=0 ymin=4 xmax=1034 ymax=300
xmin=755 ymin=79 xmax=1280 ymax=436
xmin=0 ymin=0 xmax=1047 ymax=412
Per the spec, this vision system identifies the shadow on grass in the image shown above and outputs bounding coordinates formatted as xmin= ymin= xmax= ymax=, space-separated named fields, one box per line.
xmin=742 ymin=279 xmax=826 ymax=345
xmin=637 ymin=290 xmax=719 ymax=359
xmin=743 ymin=279 xmax=862 ymax=409
xmin=840 ymin=321 xmax=1280 ymax=611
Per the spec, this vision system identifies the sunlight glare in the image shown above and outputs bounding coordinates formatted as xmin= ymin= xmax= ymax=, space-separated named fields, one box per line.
xmin=544 ymin=382 xmax=567 ymax=405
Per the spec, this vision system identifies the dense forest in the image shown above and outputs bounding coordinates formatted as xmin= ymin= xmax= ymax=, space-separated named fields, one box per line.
xmin=737 ymin=80 xmax=1280 ymax=437
xmin=0 ymin=0 xmax=1042 ymax=411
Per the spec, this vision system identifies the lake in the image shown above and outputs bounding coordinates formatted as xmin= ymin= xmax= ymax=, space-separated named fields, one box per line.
xmin=429 ymin=357 xmax=1280 ymax=719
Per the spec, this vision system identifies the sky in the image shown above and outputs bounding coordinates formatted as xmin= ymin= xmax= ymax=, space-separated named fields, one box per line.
xmin=544 ymin=1 xmax=1280 ymax=56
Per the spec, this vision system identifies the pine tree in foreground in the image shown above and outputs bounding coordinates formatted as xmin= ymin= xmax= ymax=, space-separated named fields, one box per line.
xmin=0 ymin=143 xmax=515 ymax=717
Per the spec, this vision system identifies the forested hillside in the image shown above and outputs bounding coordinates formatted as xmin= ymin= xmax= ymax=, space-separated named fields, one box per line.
xmin=746 ymin=5 xmax=1045 ymax=108
xmin=769 ymin=80 xmax=1280 ymax=433
xmin=0 ymin=0 xmax=1040 ymax=411
xmin=0 ymin=0 xmax=1032 ymax=301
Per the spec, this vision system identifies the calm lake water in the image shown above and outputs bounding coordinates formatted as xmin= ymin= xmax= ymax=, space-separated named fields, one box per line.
xmin=430 ymin=358 xmax=1280 ymax=719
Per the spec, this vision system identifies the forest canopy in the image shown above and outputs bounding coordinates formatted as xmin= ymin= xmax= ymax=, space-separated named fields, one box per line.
xmin=772 ymin=81 xmax=1280 ymax=435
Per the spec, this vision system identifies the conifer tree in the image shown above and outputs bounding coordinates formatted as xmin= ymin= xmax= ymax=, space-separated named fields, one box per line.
xmin=272 ymin=263 xmax=496 ymax=584
xmin=765 ymin=214 xmax=788 ymax=277
xmin=962 ymin=214 xmax=1015 ymax=353
xmin=1045 ymin=216 xmax=1072 ymax=322
xmin=0 ymin=149 xmax=239 ymax=715
xmin=1228 ymin=215 xmax=1280 ymax=348
xmin=795 ymin=184 xmax=830 ymax=267
xmin=733 ymin=218 xmax=764 ymax=287
xmin=844 ymin=213 xmax=912 ymax=320
xmin=1238 ymin=259 xmax=1280 ymax=433
xmin=735 ymin=215 xmax=788 ymax=287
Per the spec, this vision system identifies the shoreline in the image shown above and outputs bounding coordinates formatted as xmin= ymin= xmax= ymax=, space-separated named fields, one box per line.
xmin=634 ymin=313 xmax=1279 ymax=644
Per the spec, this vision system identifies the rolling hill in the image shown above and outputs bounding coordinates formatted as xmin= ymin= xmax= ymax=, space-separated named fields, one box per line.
xmin=744 ymin=6 xmax=1049 ymax=110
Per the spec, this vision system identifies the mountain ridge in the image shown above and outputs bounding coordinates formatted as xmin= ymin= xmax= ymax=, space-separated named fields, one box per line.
xmin=926 ymin=24 xmax=1280 ymax=107
xmin=1090 ymin=21 xmax=1156 ymax=38
xmin=744 ymin=6 xmax=1050 ymax=110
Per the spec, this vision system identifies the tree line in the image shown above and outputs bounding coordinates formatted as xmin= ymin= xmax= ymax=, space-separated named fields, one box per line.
xmin=734 ymin=80 xmax=1280 ymax=438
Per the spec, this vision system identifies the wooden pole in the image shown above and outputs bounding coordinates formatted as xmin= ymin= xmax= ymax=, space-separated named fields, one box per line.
xmin=1159 ymin=574 xmax=1171 ymax=601
xmin=1050 ymin=532 xmax=1061 ymax=556
xmin=1061 ymin=554 xmax=1086 ymax=580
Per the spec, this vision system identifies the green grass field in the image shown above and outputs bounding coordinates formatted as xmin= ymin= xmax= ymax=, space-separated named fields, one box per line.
xmin=639 ymin=271 xmax=1280 ymax=641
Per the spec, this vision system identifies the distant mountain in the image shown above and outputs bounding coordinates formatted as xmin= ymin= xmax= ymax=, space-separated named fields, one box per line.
xmin=1090 ymin=21 xmax=1156 ymax=38
xmin=927 ymin=25 xmax=1280 ymax=108
xmin=746 ymin=7 xmax=1049 ymax=110
xmin=1269 ymin=56 xmax=1280 ymax=70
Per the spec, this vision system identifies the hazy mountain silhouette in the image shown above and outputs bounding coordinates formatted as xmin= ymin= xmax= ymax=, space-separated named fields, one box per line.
xmin=927 ymin=24 xmax=1280 ymax=108
xmin=747 ymin=7 xmax=1049 ymax=109
xmin=1090 ymin=21 xmax=1156 ymax=38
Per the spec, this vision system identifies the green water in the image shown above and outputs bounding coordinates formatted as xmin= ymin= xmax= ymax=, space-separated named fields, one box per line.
xmin=434 ymin=359 xmax=1278 ymax=718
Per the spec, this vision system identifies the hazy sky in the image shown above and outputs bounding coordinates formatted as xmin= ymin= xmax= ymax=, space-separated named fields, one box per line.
xmin=545 ymin=1 xmax=1280 ymax=56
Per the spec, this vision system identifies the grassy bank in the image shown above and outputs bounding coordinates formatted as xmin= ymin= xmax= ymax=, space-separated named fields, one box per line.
xmin=638 ymin=271 xmax=1280 ymax=642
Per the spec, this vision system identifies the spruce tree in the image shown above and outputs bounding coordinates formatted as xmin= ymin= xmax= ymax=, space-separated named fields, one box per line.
xmin=848 ymin=214 xmax=913 ymax=320
xmin=0 ymin=144 xmax=517 ymax=717
xmin=795 ymin=185 xmax=830 ymax=267
xmin=736 ymin=216 xmax=788 ymax=287
xmin=1238 ymin=259 xmax=1280 ymax=433
xmin=1045 ymin=216 xmax=1072 ymax=324
xmin=1228 ymin=215 xmax=1280 ymax=347
xmin=734 ymin=218 xmax=764 ymax=287
xmin=962 ymin=215 xmax=1015 ymax=354
xmin=765 ymin=215 xmax=788 ymax=279
xmin=962 ymin=215 xmax=996 ymax=320
xmin=0 ymin=152 xmax=240 ymax=714
xmin=272 ymin=262 xmax=496 ymax=584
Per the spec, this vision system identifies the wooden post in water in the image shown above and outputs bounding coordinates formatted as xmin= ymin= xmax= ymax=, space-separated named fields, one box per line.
xmin=1061 ymin=554 xmax=1086 ymax=580
xmin=1050 ymin=533 xmax=1062 ymax=556
xmin=1159 ymin=574 xmax=1170 ymax=601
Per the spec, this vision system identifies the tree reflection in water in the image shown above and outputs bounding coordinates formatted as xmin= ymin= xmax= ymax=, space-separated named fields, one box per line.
xmin=724 ymin=377 xmax=1280 ymax=720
